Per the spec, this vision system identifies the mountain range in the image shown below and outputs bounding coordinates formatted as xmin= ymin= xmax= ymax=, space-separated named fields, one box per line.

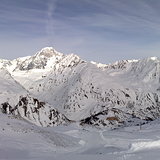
xmin=1 ymin=47 xmax=160 ymax=129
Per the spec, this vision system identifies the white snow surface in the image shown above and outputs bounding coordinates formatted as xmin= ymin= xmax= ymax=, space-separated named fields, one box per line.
xmin=1 ymin=112 xmax=160 ymax=159
xmin=1 ymin=47 xmax=160 ymax=159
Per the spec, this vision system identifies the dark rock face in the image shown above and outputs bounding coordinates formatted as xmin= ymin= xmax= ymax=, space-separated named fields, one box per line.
xmin=15 ymin=48 xmax=63 ymax=71
xmin=0 ymin=95 xmax=70 ymax=127
xmin=80 ymin=91 xmax=160 ymax=128
xmin=1 ymin=102 xmax=12 ymax=114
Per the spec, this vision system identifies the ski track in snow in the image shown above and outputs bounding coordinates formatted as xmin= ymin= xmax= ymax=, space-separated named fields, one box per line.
xmin=1 ymin=105 xmax=160 ymax=160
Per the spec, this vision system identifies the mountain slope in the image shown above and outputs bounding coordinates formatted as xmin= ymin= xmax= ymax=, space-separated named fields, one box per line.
xmin=1 ymin=47 xmax=160 ymax=128
xmin=0 ymin=67 xmax=69 ymax=127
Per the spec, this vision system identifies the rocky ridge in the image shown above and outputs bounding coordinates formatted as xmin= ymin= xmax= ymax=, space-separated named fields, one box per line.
xmin=0 ymin=47 xmax=160 ymax=128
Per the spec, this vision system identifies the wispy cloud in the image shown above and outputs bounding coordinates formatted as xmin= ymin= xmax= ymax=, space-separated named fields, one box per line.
xmin=1 ymin=0 xmax=160 ymax=63
xmin=66 ymin=0 xmax=160 ymax=35
xmin=46 ymin=0 xmax=57 ymax=43
xmin=0 ymin=0 xmax=48 ymax=37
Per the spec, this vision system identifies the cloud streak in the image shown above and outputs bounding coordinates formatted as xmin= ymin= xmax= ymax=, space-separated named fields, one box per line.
xmin=1 ymin=0 xmax=160 ymax=63
xmin=46 ymin=0 xmax=57 ymax=43
xmin=66 ymin=0 xmax=160 ymax=35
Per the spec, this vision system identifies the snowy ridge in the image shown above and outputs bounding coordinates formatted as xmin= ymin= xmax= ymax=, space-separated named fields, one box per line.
xmin=0 ymin=59 xmax=12 ymax=69
xmin=14 ymin=47 xmax=64 ymax=71
xmin=0 ymin=64 xmax=70 ymax=127
xmin=0 ymin=47 xmax=160 ymax=129
xmin=1 ymin=95 xmax=70 ymax=127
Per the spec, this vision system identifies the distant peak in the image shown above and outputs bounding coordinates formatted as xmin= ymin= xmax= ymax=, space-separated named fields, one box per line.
xmin=36 ymin=47 xmax=63 ymax=58
xmin=40 ymin=47 xmax=55 ymax=54
xmin=149 ymin=57 xmax=158 ymax=61
xmin=141 ymin=56 xmax=158 ymax=62
xmin=91 ymin=61 xmax=107 ymax=69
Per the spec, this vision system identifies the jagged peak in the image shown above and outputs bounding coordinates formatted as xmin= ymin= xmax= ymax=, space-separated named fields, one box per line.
xmin=65 ymin=53 xmax=82 ymax=60
xmin=108 ymin=56 xmax=159 ymax=67
xmin=103 ymin=59 xmax=131 ymax=70
xmin=0 ymin=58 xmax=9 ymax=62
xmin=0 ymin=58 xmax=12 ymax=69
xmin=138 ymin=56 xmax=159 ymax=63
xmin=35 ymin=47 xmax=63 ymax=58
xmin=130 ymin=57 xmax=160 ymax=71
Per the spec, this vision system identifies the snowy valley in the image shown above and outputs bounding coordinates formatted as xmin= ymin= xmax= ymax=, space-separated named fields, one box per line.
xmin=1 ymin=47 xmax=160 ymax=159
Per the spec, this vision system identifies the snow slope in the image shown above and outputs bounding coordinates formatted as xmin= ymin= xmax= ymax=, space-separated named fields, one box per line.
xmin=1 ymin=47 xmax=160 ymax=128
xmin=0 ymin=66 xmax=69 ymax=127
xmin=1 ymin=111 xmax=160 ymax=160
xmin=1 ymin=47 xmax=160 ymax=160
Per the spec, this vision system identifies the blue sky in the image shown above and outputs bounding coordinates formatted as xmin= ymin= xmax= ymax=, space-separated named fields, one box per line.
xmin=1 ymin=0 xmax=160 ymax=63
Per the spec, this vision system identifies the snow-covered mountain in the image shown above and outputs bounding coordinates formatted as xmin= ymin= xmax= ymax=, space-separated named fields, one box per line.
xmin=0 ymin=57 xmax=69 ymax=127
xmin=1 ymin=47 xmax=160 ymax=128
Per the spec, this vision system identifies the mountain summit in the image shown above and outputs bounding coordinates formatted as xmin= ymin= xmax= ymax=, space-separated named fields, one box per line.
xmin=36 ymin=47 xmax=63 ymax=58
